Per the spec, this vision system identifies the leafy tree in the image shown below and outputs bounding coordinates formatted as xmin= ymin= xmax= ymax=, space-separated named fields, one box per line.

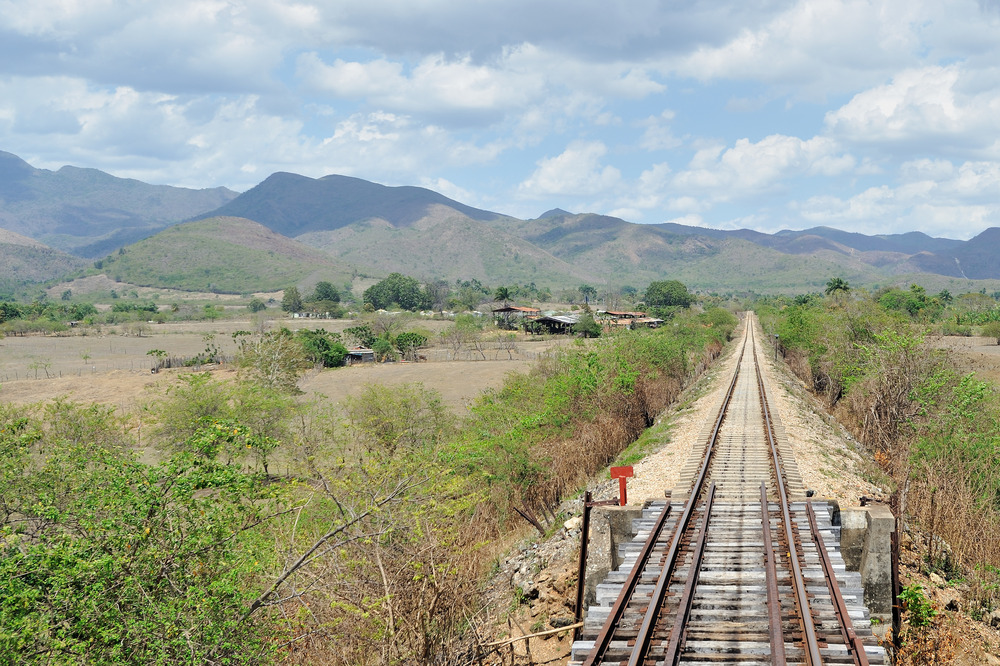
xmin=0 ymin=404 xmax=282 ymax=663
xmin=493 ymin=286 xmax=511 ymax=305
xmin=345 ymin=384 xmax=454 ymax=457
xmin=395 ymin=331 xmax=428 ymax=360
xmin=982 ymin=321 xmax=1000 ymax=344
xmin=235 ymin=328 xmax=308 ymax=392
xmin=0 ymin=301 xmax=22 ymax=323
xmin=573 ymin=311 xmax=602 ymax=338
xmin=344 ymin=323 xmax=377 ymax=348
xmin=372 ymin=336 xmax=397 ymax=362
xmin=281 ymin=286 xmax=303 ymax=313
xmin=879 ymin=284 xmax=940 ymax=320
xmin=146 ymin=348 xmax=167 ymax=372
xmin=363 ymin=273 xmax=430 ymax=311
xmin=423 ymin=279 xmax=451 ymax=311
xmin=579 ymin=284 xmax=597 ymax=304
xmin=311 ymin=281 xmax=340 ymax=303
xmin=247 ymin=297 xmax=267 ymax=313
xmin=452 ymin=285 xmax=484 ymax=311
xmin=644 ymin=280 xmax=693 ymax=308
xmin=296 ymin=328 xmax=348 ymax=367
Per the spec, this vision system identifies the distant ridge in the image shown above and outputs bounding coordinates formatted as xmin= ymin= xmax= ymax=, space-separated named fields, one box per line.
xmin=197 ymin=172 xmax=504 ymax=237
xmin=0 ymin=150 xmax=238 ymax=257
xmin=2 ymin=149 xmax=999 ymax=294
xmin=905 ymin=227 xmax=1000 ymax=279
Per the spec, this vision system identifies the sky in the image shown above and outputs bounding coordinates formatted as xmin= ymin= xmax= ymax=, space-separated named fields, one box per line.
xmin=3 ymin=0 xmax=1000 ymax=240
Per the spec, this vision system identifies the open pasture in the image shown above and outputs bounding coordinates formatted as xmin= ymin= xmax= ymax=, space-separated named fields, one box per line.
xmin=0 ymin=316 xmax=562 ymax=413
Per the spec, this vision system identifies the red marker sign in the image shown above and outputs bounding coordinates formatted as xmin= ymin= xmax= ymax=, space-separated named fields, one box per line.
xmin=610 ymin=466 xmax=634 ymax=506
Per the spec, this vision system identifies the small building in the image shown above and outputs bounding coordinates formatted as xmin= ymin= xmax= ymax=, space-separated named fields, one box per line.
xmin=627 ymin=317 xmax=664 ymax=329
xmin=346 ymin=347 xmax=375 ymax=365
xmin=596 ymin=310 xmax=663 ymax=330
xmin=492 ymin=305 xmax=542 ymax=329
xmin=597 ymin=310 xmax=647 ymax=320
xmin=529 ymin=314 xmax=580 ymax=335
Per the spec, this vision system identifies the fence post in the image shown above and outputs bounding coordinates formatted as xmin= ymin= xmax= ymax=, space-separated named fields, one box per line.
xmin=574 ymin=491 xmax=592 ymax=641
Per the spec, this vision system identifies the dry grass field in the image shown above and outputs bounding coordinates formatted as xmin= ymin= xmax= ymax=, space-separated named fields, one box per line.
xmin=929 ymin=334 xmax=1000 ymax=384
xmin=0 ymin=315 xmax=567 ymax=413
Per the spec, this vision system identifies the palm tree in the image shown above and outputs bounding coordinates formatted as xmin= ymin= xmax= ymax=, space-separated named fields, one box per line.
xmin=825 ymin=277 xmax=850 ymax=296
xmin=493 ymin=286 xmax=511 ymax=306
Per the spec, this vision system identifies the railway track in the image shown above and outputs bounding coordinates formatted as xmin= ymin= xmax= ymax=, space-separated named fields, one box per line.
xmin=571 ymin=313 xmax=885 ymax=666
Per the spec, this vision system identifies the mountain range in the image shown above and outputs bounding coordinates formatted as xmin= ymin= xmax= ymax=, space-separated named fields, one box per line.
xmin=1 ymin=149 xmax=998 ymax=295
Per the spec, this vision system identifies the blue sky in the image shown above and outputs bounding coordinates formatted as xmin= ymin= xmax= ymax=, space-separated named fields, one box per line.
xmin=3 ymin=0 xmax=1000 ymax=239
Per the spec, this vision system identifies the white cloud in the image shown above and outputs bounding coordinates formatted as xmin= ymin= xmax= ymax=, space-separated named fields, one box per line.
xmin=518 ymin=141 xmax=621 ymax=198
xmin=419 ymin=177 xmax=476 ymax=205
xmin=669 ymin=0 xmax=1000 ymax=100
xmin=672 ymin=135 xmax=855 ymax=201
xmin=638 ymin=110 xmax=680 ymax=151
xmin=795 ymin=158 xmax=1000 ymax=237
xmin=825 ymin=65 xmax=1000 ymax=158
xmin=298 ymin=49 xmax=546 ymax=120
xmin=315 ymin=0 xmax=789 ymax=61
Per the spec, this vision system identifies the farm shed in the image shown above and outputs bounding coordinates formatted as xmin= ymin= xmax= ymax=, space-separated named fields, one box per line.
xmin=346 ymin=348 xmax=375 ymax=365
xmin=626 ymin=316 xmax=664 ymax=329
xmin=529 ymin=314 xmax=580 ymax=335
xmin=492 ymin=305 xmax=541 ymax=329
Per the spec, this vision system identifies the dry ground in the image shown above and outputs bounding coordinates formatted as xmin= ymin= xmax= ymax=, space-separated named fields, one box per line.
xmin=928 ymin=334 xmax=1000 ymax=384
xmin=0 ymin=317 xmax=566 ymax=413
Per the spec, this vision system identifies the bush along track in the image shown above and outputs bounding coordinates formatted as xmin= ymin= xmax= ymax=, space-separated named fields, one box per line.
xmin=0 ymin=308 xmax=737 ymax=665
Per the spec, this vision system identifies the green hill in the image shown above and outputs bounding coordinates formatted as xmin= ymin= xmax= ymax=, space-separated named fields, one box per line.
xmin=92 ymin=217 xmax=353 ymax=293
xmin=0 ymin=229 xmax=87 ymax=291
xmin=491 ymin=212 xmax=888 ymax=292
xmin=297 ymin=205 xmax=592 ymax=287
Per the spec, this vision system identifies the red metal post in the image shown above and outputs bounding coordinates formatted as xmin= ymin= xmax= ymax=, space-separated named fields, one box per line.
xmin=609 ymin=466 xmax=633 ymax=506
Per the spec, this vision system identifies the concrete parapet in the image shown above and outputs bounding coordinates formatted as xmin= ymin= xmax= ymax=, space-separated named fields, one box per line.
xmin=841 ymin=504 xmax=896 ymax=622
xmin=583 ymin=504 xmax=643 ymax=608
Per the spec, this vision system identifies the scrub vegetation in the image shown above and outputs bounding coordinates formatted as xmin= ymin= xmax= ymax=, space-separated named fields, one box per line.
xmin=0 ymin=305 xmax=737 ymax=664
xmin=757 ymin=282 xmax=1000 ymax=660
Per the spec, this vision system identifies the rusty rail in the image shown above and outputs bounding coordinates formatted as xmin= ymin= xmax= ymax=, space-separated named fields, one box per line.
xmin=761 ymin=482 xmax=787 ymax=666
xmin=808 ymin=502 xmax=872 ymax=666
xmin=661 ymin=483 xmax=717 ymax=666
xmin=754 ymin=332 xmax=824 ymax=666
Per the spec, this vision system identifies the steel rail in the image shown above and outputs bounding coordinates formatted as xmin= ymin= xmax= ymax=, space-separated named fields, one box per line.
xmin=580 ymin=500 xmax=672 ymax=666
xmin=662 ymin=483 xmax=717 ymax=666
xmin=622 ymin=325 xmax=750 ymax=666
xmin=761 ymin=481 xmax=788 ymax=666
xmin=807 ymin=502 xmax=872 ymax=666
xmin=583 ymin=320 xmax=751 ymax=666
xmin=753 ymin=324 xmax=824 ymax=666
